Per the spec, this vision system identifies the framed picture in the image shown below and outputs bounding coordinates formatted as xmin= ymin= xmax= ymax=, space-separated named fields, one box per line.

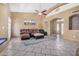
xmin=24 ymin=19 xmax=37 ymax=25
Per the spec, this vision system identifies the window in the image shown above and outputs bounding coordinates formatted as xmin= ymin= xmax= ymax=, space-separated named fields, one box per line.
xmin=69 ymin=14 xmax=79 ymax=30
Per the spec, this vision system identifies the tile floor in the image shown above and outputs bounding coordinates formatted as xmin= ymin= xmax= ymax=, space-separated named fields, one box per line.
xmin=0 ymin=34 xmax=79 ymax=56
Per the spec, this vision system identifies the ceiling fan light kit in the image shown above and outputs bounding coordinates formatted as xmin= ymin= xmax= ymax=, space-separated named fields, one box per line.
xmin=38 ymin=12 xmax=42 ymax=15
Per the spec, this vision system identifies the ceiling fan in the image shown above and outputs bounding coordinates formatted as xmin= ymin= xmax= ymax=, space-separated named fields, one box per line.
xmin=35 ymin=10 xmax=47 ymax=16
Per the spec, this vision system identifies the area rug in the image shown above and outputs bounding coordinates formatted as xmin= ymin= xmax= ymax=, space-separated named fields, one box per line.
xmin=21 ymin=37 xmax=48 ymax=46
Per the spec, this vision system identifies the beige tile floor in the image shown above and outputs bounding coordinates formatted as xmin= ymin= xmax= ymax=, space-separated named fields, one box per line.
xmin=0 ymin=35 xmax=79 ymax=56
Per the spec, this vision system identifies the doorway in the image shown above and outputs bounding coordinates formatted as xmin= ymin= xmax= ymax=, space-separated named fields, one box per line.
xmin=56 ymin=18 xmax=64 ymax=39
xmin=56 ymin=19 xmax=64 ymax=35
xmin=50 ymin=18 xmax=64 ymax=38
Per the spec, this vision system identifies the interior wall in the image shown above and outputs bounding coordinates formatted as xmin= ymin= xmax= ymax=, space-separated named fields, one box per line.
xmin=44 ymin=5 xmax=79 ymax=41
xmin=0 ymin=4 xmax=10 ymax=52
xmin=50 ymin=20 xmax=57 ymax=34
xmin=0 ymin=4 xmax=8 ymax=38
xmin=50 ymin=20 xmax=54 ymax=34
xmin=11 ymin=12 xmax=43 ymax=37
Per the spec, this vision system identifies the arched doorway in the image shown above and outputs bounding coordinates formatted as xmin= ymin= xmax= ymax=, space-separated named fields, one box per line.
xmin=50 ymin=18 xmax=64 ymax=39
xmin=56 ymin=18 xmax=64 ymax=35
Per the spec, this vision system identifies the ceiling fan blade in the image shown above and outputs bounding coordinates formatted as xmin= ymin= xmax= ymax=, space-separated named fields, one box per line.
xmin=41 ymin=10 xmax=47 ymax=15
xmin=35 ymin=10 xmax=47 ymax=16
xmin=35 ymin=10 xmax=42 ymax=15
xmin=35 ymin=10 xmax=40 ymax=13
xmin=41 ymin=10 xmax=47 ymax=13
xmin=42 ymin=13 xmax=47 ymax=15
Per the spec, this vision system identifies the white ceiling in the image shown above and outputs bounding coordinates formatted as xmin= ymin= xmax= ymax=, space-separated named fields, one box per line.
xmin=8 ymin=3 xmax=56 ymax=12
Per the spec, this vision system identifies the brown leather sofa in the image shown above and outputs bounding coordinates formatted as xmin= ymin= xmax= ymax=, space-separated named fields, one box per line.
xmin=20 ymin=29 xmax=30 ymax=40
xmin=20 ymin=29 xmax=47 ymax=40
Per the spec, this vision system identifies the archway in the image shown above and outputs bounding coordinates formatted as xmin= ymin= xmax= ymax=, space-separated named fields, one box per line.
xmin=50 ymin=18 xmax=64 ymax=40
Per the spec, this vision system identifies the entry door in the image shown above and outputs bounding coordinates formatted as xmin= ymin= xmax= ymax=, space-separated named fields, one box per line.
xmin=56 ymin=19 xmax=64 ymax=35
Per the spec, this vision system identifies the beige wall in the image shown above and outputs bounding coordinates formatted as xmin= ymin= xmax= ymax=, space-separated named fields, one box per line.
xmin=44 ymin=5 xmax=79 ymax=41
xmin=0 ymin=4 xmax=10 ymax=52
xmin=0 ymin=4 xmax=8 ymax=38
xmin=50 ymin=19 xmax=58 ymax=34
xmin=11 ymin=12 xmax=43 ymax=37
